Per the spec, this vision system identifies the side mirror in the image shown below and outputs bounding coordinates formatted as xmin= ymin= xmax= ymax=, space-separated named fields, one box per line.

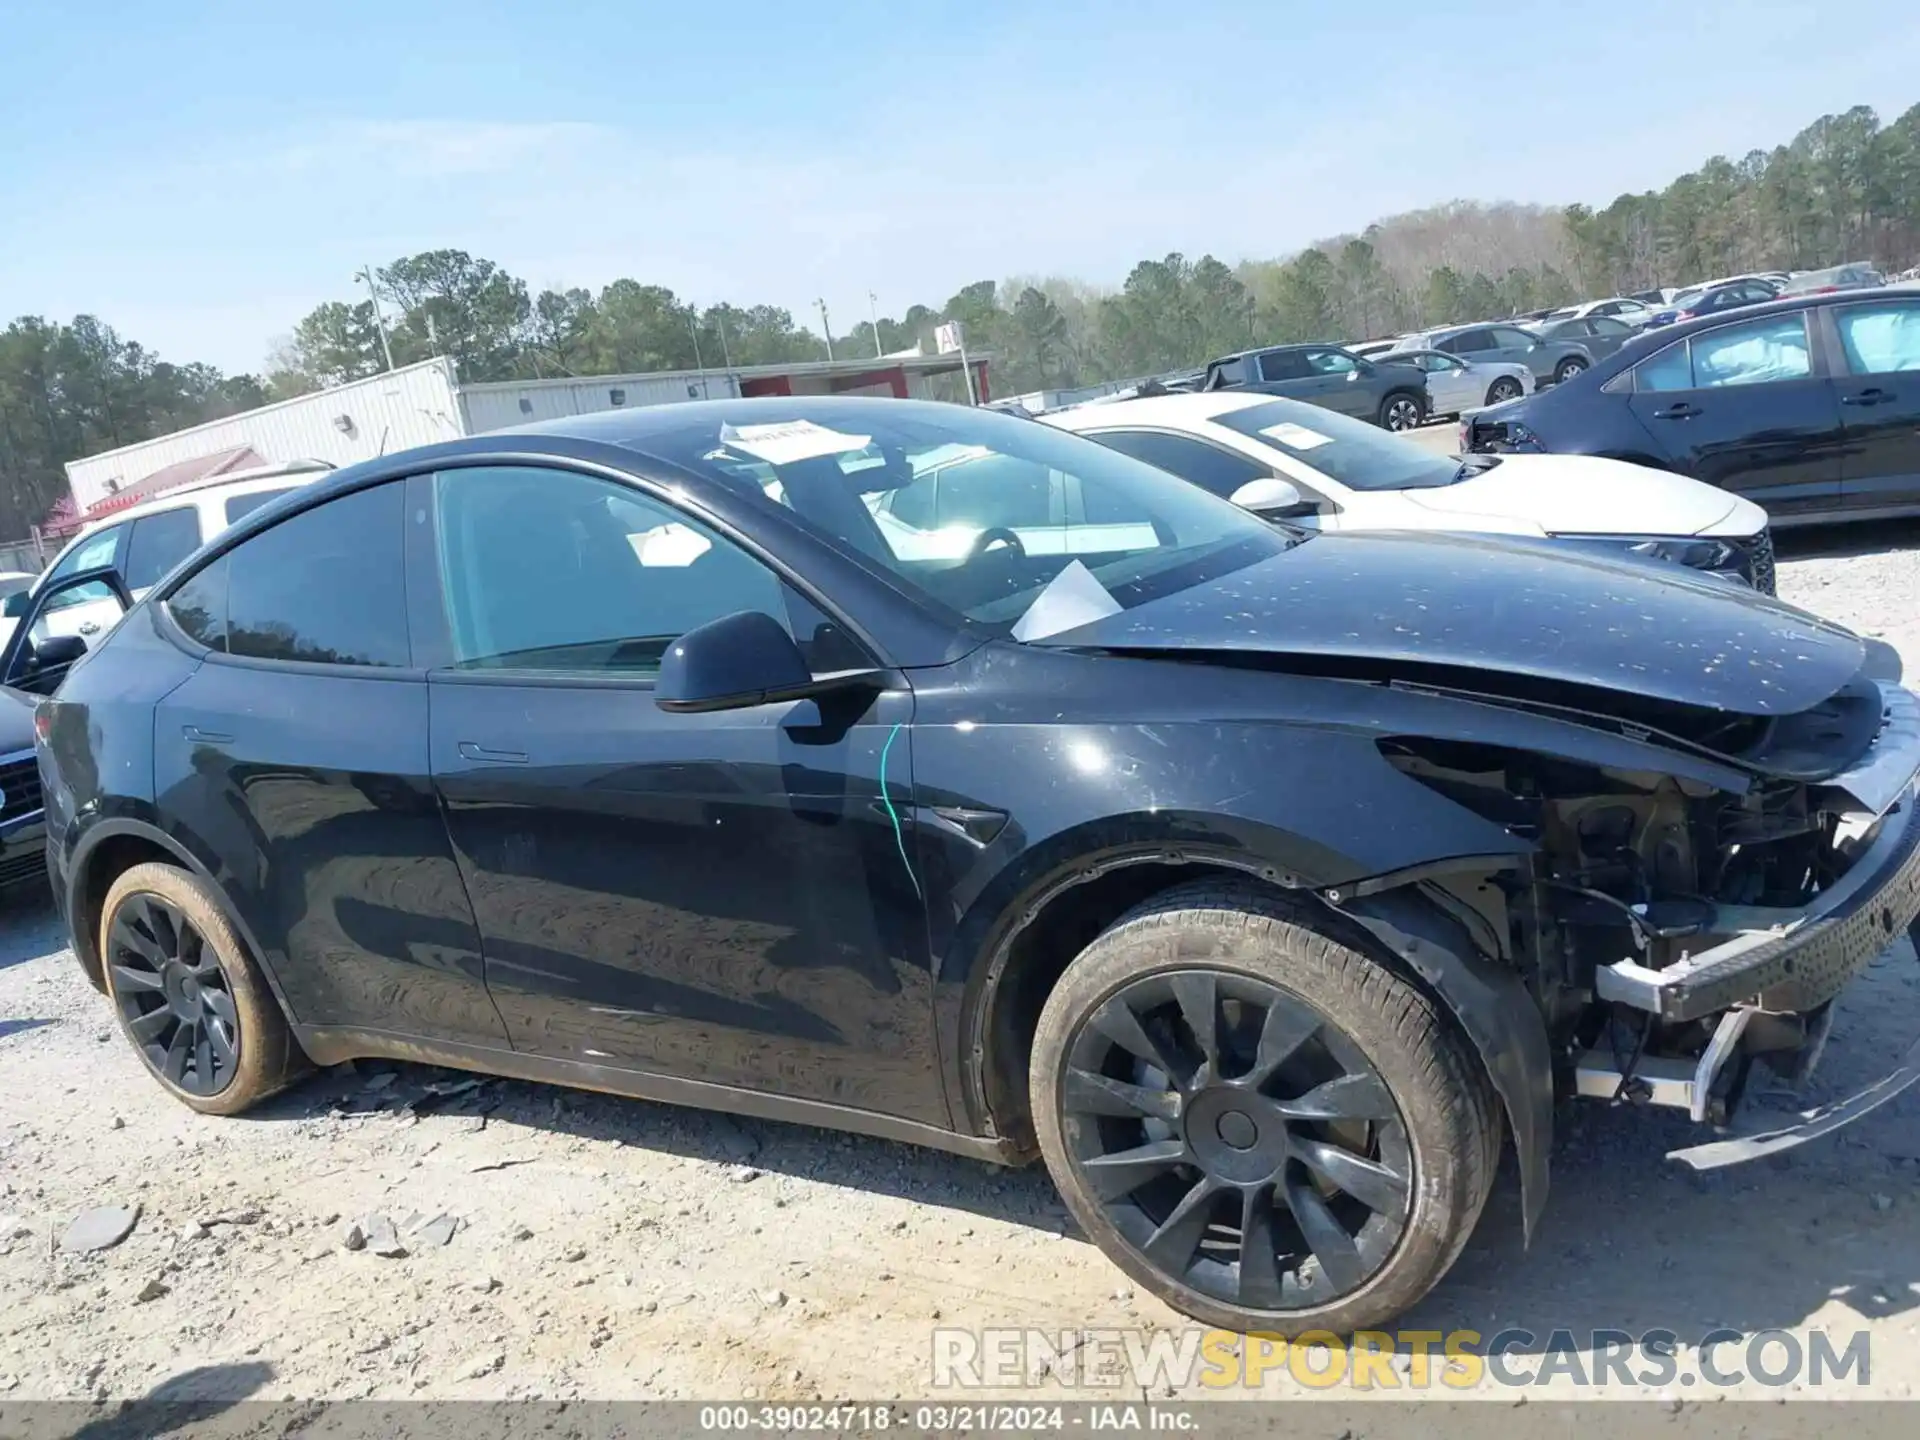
xmin=30 ymin=634 xmax=88 ymax=669
xmin=0 ymin=563 xmax=132 ymax=693
xmin=1 ymin=591 xmax=25 ymax=619
xmin=1230 ymin=477 xmax=1314 ymax=518
xmin=655 ymin=609 xmax=886 ymax=714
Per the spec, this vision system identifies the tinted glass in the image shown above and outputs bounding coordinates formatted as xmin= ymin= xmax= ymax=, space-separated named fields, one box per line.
xmin=934 ymin=454 xmax=1052 ymax=528
xmin=1090 ymin=431 xmax=1273 ymax=499
xmin=1303 ymin=349 xmax=1358 ymax=375
xmin=1211 ymin=357 xmax=1248 ymax=385
xmin=123 ymin=507 xmax=202 ymax=591
xmin=1257 ymin=351 xmax=1308 ymax=381
xmin=1634 ymin=341 xmax=1695 ymax=392
xmin=630 ymin=405 xmax=1284 ymax=632
xmin=1489 ymin=328 xmax=1537 ymax=349
xmin=167 ymin=555 xmax=229 ymax=650
xmin=433 ymin=466 xmax=789 ymax=674
xmin=50 ymin=525 xmax=123 ymax=583
xmin=1835 ymin=302 xmax=1920 ymax=374
xmin=224 ymin=488 xmax=294 ymax=526
xmin=1444 ymin=330 xmax=1493 ymax=354
xmin=1691 ymin=313 xmax=1812 ymax=388
xmin=1212 ymin=397 xmax=1462 ymax=492
xmin=1589 ymin=317 xmax=1633 ymax=336
xmin=226 ymin=483 xmax=409 ymax=667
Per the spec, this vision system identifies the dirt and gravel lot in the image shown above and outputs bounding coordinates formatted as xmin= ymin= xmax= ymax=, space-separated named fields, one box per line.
xmin=2 ymin=522 xmax=1920 ymax=1413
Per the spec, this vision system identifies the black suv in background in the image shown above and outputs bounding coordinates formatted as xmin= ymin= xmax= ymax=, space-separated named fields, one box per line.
xmin=1203 ymin=344 xmax=1429 ymax=431
xmin=1463 ymin=289 xmax=1920 ymax=525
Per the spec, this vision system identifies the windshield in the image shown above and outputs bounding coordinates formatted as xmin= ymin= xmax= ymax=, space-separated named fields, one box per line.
xmin=628 ymin=404 xmax=1291 ymax=633
xmin=1211 ymin=397 xmax=1467 ymax=492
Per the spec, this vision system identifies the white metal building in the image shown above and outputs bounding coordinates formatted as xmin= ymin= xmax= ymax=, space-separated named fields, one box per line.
xmin=61 ymin=351 xmax=989 ymax=515
xmin=64 ymin=359 xmax=464 ymax=514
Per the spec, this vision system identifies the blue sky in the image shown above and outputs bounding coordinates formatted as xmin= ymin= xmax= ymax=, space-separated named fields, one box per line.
xmin=2 ymin=0 xmax=1916 ymax=374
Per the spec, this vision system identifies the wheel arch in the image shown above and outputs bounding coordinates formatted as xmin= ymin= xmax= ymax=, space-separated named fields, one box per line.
xmin=65 ymin=818 xmax=291 ymax=1023
xmin=950 ymin=835 xmax=1552 ymax=1241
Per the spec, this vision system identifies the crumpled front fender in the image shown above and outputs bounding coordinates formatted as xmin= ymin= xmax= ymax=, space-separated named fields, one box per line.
xmin=1340 ymin=887 xmax=1555 ymax=1243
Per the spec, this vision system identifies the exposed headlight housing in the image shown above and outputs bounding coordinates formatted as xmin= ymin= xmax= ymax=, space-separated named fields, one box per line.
xmin=1552 ymin=534 xmax=1744 ymax=577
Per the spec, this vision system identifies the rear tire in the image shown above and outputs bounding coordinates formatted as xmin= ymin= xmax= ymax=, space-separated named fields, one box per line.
xmin=1552 ymin=356 xmax=1588 ymax=385
xmin=100 ymin=863 xmax=307 ymax=1116
xmin=1486 ymin=377 xmax=1524 ymax=405
xmin=1029 ymin=881 xmax=1498 ymax=1336
xmin=1378 ymin=392 xmax=1424 ymax=432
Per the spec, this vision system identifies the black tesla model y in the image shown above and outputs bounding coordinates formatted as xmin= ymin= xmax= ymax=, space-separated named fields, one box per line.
xmin=31 ymin=397 xmax=1920 ymax=1334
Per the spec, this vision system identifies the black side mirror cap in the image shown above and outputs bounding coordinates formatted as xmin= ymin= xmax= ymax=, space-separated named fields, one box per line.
xmin=30 ymin=634 xmax=88 ymax=669
xmin=655 ymin=609 xmax=886 ymax=714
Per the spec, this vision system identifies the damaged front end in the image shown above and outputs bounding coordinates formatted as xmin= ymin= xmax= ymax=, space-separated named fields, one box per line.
xmin=1379 ymin=671 xmax=1920 ymax=1168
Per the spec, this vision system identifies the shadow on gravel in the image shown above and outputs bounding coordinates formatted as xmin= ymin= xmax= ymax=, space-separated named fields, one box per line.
xmin=0 ymin=889 xmax=63 ymax=973
xmin=0 ymin=1017 xmax=55 ymax=1041
xmin=247 ymin=1056 xmax=1070 ymax=1237
xmin=1775 ymin=517 xmax=1920 ymax=561
xmin=59 ymin=1361 xmax=275 ymax=1440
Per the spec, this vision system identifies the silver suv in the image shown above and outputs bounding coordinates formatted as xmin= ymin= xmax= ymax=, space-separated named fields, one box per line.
xmin=1391 ymin=321 xmax=1595 ymax=388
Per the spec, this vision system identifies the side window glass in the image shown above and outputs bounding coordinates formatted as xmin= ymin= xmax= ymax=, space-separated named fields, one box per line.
xmin=432 ymin=466 xmax=788 ymax=676
xmin=1091 ymin=431 xmax=1270 ymax=500
xmin=1691 ymin=314 xmax=1812 ymax=388
xmin=1835 ymin=303 xmax=1920 ymax=375
xmin=1258 ymin=351 xmax=1307 ymax=382
xmin=1491 ymin=327 xmax=1537 ymax=349
xmin=50 ymin=526 xmax=123 ymax=584
xmin=1634 ymin=342 xmax=1695 ymax=393
xmin=227 ymin=483 xmax=410 ymax=667
xmin=1447 ymin=331 xmax=1491 ymax=354
xmin=123 ymin=507 xmax=203 ymax=592
xmin=1304 ymin=350 xmax=1357 ymax=375
xmin=1212 ymin=358 xmax=1247 ymax=385
xmin=167 ymin=556 xmax=229 ymax=651
xmin=934 ymin=455 xmax=1051 ymax=529
xmin=223 ymin=488 xmax=293 ymax=526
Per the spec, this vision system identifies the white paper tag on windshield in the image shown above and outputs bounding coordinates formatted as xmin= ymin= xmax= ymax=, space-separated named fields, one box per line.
xmin=719 ymin=420 xmax=871 ymax=465
xmin=1011 ymin=559 xmax=1124 ymax=643
xmin=1259 ymin=421 xmax=1333 ymax=451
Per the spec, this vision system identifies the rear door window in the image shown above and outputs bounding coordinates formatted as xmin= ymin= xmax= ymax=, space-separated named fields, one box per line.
xmin=1834 ymin=301 xmax=1920 ymax=375
xmin=1258 ymin=351 xmax=1310 ymax=382
xmin=223 ymin=488 xmax=294 ymax=526
xmin=225 ymin=484 xmax=411 ymax=667
xmin=123 ymin=507 xmax=203 ymax=592
xmin=1444 ymin=330 xmax=1493 ymax=355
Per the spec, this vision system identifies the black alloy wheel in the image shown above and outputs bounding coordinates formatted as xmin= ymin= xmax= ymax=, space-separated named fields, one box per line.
xmin=1059 ymin=971 xmax=1410 ymax=1309
xmin=108 ymin=892 xmax=241 ymax=1096
xmin=1486 ymin=377 xmax=1524 ymax=404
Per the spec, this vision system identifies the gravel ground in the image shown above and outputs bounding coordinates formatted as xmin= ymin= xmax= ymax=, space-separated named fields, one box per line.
xmin=2 ymin=529 xmax=1919 ymax=1412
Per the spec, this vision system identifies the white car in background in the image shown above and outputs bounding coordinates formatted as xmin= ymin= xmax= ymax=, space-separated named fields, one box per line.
xmin=4 ymin=461 xmax=332 ymax=662
xmin=1539 ymin=297 xmax=1660 ymax=328
xmin=1041 ymin=390 xmax=1778 ymax=591
xmin=1381 ymin=347 xmax=1533 ymax=418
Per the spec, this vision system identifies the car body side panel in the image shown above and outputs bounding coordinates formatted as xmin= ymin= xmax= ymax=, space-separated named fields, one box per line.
xmin=151 ymin=655 xmax=510 ymax=1047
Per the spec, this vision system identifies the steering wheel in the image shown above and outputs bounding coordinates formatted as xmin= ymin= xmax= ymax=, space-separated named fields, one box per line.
xmin=964 ymin=526 xmax=1027 ymax=564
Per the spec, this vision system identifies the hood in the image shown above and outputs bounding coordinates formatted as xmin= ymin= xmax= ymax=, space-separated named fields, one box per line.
xmin=1036 ymin=530 xmax=1862 ymax=718
xmin=1400 ymin=454 xmax=1757 ymax=537
xmin=0 ymin=684 xmax=37 ymax=755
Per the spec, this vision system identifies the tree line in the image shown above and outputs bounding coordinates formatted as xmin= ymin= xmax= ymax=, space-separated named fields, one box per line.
xmin=5 ymin=100 xmax=1918 ymax=541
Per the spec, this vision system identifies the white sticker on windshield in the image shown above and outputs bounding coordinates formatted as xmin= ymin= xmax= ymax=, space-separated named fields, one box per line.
xmin=719 ymin=420 xmax=871 ymax=465
xmin=1010 ymin=559 xmax=1124 ymax=643
xmin=1258 ymin=421 xmax=1334 ymax=451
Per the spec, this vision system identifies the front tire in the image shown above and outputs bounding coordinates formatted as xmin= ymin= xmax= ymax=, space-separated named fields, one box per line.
xmin=100 ymin=862 xmax=306 ymax=1116
xmin=1378 ymin=392 xmax=1424 ymax=432
xmin=1030 ymin=882 xmax=1498 ymax=1336
xmin=1552 ymin=356 xmax=1588 ymax=385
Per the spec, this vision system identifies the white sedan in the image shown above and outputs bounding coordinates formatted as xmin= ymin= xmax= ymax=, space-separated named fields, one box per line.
xmin=1384 ymin=348 xmax=1532 ymax=418
xmin=1041 ymin=390 xmax=1777 ymax=591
